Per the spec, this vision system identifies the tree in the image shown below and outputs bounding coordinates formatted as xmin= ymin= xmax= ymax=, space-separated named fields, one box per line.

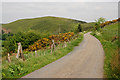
xmin=95 ymin=17 xmax=106 ymax=30
xmin=95 ymin=17 xmax=106 ymax=24
xmin=78 ymin=24 xmax=82 ymax=32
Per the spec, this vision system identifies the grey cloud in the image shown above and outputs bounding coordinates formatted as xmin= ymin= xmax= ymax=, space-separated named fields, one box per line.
xmin=2 ymin=2 xmax=118 ymax=23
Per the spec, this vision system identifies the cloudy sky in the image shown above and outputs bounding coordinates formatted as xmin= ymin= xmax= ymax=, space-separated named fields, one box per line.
xmin=1 ymin=0 xmax=119 ymax=23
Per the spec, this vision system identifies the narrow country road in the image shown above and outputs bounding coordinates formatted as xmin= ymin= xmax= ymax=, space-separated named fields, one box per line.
xmin=22 ymin=32 xmax=104 ymax=78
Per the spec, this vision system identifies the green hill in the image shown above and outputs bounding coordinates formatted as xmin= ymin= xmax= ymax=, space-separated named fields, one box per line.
xmin=2 ymin=16 xmax=86 ymax=34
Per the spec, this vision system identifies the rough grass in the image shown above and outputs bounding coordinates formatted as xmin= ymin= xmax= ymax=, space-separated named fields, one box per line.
xmin=101 ymin=23 xmax=118 ymax=41
xmin=91 ymin=22 xmax=120 ymax=79
xmin=2 ymin=33 xmax=83 ymax=79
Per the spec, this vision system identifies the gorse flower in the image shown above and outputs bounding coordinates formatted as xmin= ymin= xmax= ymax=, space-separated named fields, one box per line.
xmin=26 ymin=32 xmax=74 ymax=51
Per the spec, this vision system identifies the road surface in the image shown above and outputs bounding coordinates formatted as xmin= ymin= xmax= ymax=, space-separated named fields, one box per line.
xmin=22 ymin=32 xmax=104 ymax=78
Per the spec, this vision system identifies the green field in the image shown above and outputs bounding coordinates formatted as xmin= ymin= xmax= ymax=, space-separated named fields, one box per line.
xmin=91 ymin=22 xmax=120 ymax=79
xmin=2 ymin=16 xmax=86 ymax=34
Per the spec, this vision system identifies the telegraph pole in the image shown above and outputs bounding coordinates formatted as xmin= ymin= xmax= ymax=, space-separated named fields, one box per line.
xmin=59 ymin=24 xmax=61 ymax=33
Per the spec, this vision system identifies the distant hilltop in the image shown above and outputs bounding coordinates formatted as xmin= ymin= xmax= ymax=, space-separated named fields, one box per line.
xmin=2 ymin=16 xmax=86 ymax=34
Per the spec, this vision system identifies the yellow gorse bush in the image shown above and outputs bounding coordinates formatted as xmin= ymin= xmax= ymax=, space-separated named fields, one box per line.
xmin=25 ymin=32 xmax=74 ymax=51
xmin=100 ymin=18 xmax=119 ymax=28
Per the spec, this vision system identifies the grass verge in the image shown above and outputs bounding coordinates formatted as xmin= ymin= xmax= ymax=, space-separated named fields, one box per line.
xmin=91 ymin=22 xmax=120 ymax=79
xmin=2 ymin=33 xmax=83 ymax=79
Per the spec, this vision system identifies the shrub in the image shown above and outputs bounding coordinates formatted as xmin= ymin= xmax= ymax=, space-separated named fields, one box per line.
xmin=26 ymin=32 xmax=74 ymax=51
xmin=2 ymin=31 xmax=41 ymax=55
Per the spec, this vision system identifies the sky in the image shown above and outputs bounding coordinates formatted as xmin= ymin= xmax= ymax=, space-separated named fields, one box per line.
xmin=1 ymin=0 xmax=120 ymax=2
xmin=1 ymin=0 xmax=119 ymax=23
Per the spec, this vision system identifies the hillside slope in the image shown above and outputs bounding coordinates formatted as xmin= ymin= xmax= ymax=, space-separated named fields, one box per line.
xmin=81 ymin=22 xmax=95 ymax=31
xmin=2 ymin=16 xmax=86 ymax=34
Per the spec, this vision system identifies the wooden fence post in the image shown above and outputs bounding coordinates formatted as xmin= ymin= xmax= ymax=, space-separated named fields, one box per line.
xmin=64 ymin=41 xmax=67 ymax=47
xmin=16 ymin=42 xmax=25 ymax=61
xmin=16 ymin=42 xmax=21 ymax=59
xmin=50 ymin=39 xmax=56 ymax=55
xmin=8 ymin=53 xmax=11 ymax=63
xmin=52 ymin=39 xmax=55 ymax=51
xmin=35 ymin=50 xmax=37 ymax=56
xmin=51 ymin=44 xmax=53 ymax=55
xmin=20 ymin=45 xmax=25 ymax=61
